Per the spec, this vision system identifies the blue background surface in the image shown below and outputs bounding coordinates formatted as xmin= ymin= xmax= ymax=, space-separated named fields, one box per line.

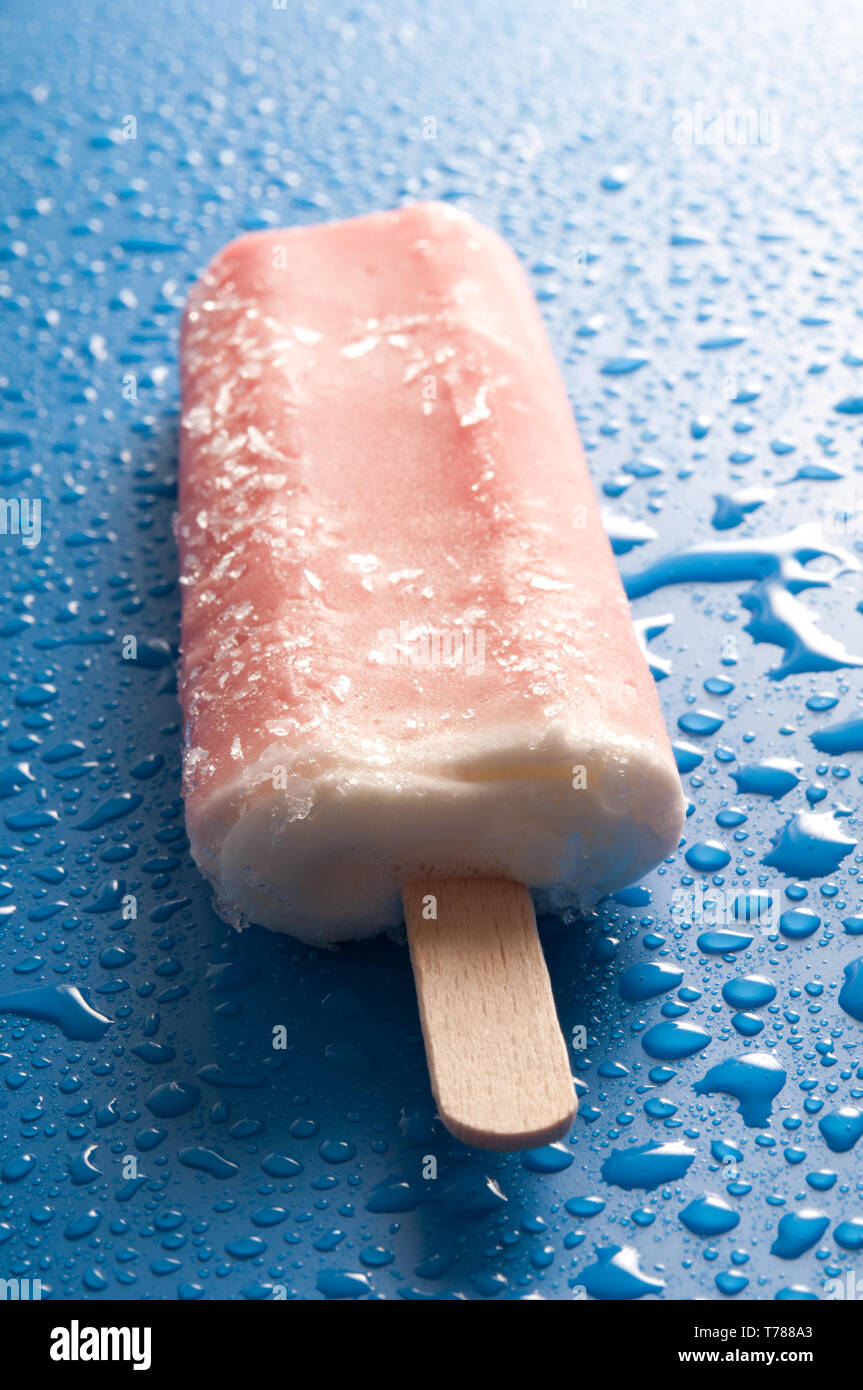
xmin=1 ymin=0 xmax=863 ymax=1300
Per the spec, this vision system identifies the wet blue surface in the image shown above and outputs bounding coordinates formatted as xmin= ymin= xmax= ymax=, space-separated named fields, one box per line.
xmin=1 ymin=0 xmax=863 ymax=1300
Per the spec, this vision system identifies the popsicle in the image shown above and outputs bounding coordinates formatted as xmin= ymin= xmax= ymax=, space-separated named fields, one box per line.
xmin=178 ymin=202 xmax=686 ymax=1149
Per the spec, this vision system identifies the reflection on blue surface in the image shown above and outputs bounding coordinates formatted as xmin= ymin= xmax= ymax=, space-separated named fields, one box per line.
xmin=1 ymin=0 xmax=863 ymax=1299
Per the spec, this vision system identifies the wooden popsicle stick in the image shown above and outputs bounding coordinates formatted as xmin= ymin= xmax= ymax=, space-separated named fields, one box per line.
xmin=403 ymin=878 xmax=577 ymax=1151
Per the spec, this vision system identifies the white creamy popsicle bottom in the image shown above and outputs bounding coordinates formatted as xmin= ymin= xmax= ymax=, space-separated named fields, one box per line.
xmin=198 ymin=727 xmax=683 ymax=942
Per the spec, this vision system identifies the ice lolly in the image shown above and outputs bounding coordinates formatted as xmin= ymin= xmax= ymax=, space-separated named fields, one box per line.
xmin=178 ymin=202 xmax=686 ymax=1148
